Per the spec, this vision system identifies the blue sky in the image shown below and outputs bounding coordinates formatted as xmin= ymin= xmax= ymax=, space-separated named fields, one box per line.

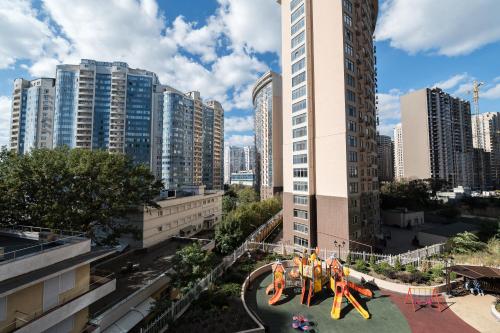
xmin=0 ymin=0 xmax=499 ymax=147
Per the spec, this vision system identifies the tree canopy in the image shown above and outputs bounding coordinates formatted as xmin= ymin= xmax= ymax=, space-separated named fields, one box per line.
xmin=0 ymin=147 xmax=163 ymax=235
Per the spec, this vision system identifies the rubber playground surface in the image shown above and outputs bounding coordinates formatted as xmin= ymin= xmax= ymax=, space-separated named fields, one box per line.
xmin=246 ymin=272 xmax=479 ymax=333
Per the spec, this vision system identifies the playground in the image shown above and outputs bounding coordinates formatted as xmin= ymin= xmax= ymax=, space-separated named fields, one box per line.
xmin=244 ymin=249 xmax=482 ymax=333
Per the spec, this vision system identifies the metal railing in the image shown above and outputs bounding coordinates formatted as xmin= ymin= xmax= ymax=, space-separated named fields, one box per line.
xmin=141 ymin=210 xmax=283 ymax=333
xmin=0 ymin=273 xmax=114 ymax=332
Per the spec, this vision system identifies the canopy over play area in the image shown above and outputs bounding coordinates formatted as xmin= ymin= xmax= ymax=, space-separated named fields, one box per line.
xmin=448 ymin=265 xmax=500 ymax=280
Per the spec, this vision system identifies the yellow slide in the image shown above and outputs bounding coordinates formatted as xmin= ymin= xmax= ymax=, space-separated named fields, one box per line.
xmin=345 ymin=291 xmax=370 ymax=319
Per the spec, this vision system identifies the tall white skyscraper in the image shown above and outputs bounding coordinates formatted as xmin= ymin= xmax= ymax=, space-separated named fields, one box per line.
xmin=393 ymin=124 xmax=404 ymax=180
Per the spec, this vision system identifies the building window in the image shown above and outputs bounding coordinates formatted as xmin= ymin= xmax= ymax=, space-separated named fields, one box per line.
xmin=293 ymin=126 xmax=307 ymax=138
xmin=293 ymin=140 xmax=307 ymax=151
xmin=292 ymin=85 xmax=306 ymax=100
xmin=346 ymin=74 xmax=355 ymax=87
xmin=344 ymin=13 xmax=352 ymax=27
xmin=291 ymin=17 xmax=305 ymax=35
xmin=294 ymin=235 xmax=309 ymax=248
xmin=293 ymin=181 xmax=308 ymax=191
xmin=349 ymin=165 xmax=358 ymax=177
xmin=349 ymin=182 xmax=359 ymax=193
xmin=348 ymin=135 xmax=357 ymax=147
xmin=292 ymin=72 xmax=306 ymax=87
xmin=292 ymin=58 xmax=306 ymax=74
xmin=291 ymin=31 xmax=305 ymax=49
xmin=347 ymin=105 xmax=357 ymax=117
xmin=348 ymin=151 xmax=358 ymax=162
xmin=344 ymin=0 xmax=353 ymax=13
xmin=292 ymin=99 xmax=307 ymax=113
xmin=345 ymin=43 xmax=353 ymax=57
xmin=293 ymin=154 xmax=307 ymax=164
xmin=348 ymin=120 xmax=357 ymax=132
xmin=294 ymin=209 xmax=308 ymax=219
xmin=60 ymin=270 xmax=75 ymax=293
xmin=293 ymin=168 xmax=308 ymax=178
xmin=290 ymin=0 xmax=302 ymax=10
xmin=346 ymin=90 xmax=356 ymax=102
xmin=345 ymin=58 xmax=355 ymax=72
xmin=292 ymin=114 xmax=307 ymax=126
xmin=294 ymin=222 xmax=309 ymax=234
xmin=291 ymin=4 xmax=304 ymax=23
xmin=345 ymin=28 xmax=353 ymax=42
xmin=293 ymin=195 xmax=308 ymax=205
xmin=291 ymin=45 xmax=305 ymax=61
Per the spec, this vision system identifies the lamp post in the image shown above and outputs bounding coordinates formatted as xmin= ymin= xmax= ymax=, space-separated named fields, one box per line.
xmin=334 ymin=240 xmax=346 ymax=260
xmin=247 ymin=251 xmax=252 ymax=290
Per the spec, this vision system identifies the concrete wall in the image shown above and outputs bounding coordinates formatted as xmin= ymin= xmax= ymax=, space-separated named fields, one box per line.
xmin=0 ymin=264 xmax=94 ymax=333
xmin=126 ymin=192 xmax=223 ymax=248
xmin=0 ymin=239 xmax=90 ymax=281
xmin=381 ymin=210 xmax=424 ymax=228
xmin=417 ymin=232 xmax=448 ymax=247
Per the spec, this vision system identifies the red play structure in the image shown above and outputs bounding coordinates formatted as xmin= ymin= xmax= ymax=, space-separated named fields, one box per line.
xmin=404 ymin=287 xmax=443 ymax=312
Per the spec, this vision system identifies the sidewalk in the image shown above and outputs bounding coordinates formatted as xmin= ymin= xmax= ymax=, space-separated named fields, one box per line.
xmin=445 ymin=294 xmax=499 ymax=333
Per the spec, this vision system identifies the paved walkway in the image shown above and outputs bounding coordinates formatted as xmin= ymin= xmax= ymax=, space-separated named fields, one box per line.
xmin=384 ymin=291 xmax=478 ymax=333
xmin=445 ymin=294 xmax=499 ymax=333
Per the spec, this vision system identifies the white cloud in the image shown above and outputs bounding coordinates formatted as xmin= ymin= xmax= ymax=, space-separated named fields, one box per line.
xmin=377 ymin=0 xmax=500 ymax=56
xmin=218 ymin=0 xmax=281 ymax=54
xmin=482 ymin=83 xmax=500 ymax=99
xmin=0 ymin=0 xmax=53 ymax=69
xmin=433 ymin=73 xmax=469 ymax=90
xmin=0 ymin=96 xmax=12 ymax=148
xmin=377 ymin=89 xmax=401 ymax=121
xmin=225 ymin=115 xmax=253 ymax=132
xmin=226 ymin=134 xmax=254 ymax=147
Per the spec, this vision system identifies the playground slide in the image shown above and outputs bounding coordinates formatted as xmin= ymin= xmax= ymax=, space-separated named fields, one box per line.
xmin=331 ymin=278 xmax=343 ymax=320
xmin=268 ymin=282 xmax=284 ymax=305
xmin=265 ymin=283 xmax=274 ymax=295
xmin=345 ymin=291 xmax=370 ymax=319
xmin=347 ymin=281 xmax=373 ymax=298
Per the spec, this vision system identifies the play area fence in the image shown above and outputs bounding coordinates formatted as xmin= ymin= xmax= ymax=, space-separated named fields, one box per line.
xmin=140 ymin=211 xmax=283 ymax=333
xmin=140 ymin=211 xmax=445 ymax=333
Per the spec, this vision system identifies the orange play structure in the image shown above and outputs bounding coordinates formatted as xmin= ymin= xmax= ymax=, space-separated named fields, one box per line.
xmin=404 ymin=287 xmax=443 ymax=312
xmin=327 ymin=256 xmax=372 ymax=319
xmin=266 ymin=248 xmax=373 ymax=320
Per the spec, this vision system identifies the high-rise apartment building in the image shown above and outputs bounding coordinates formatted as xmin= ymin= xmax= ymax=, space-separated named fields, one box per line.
xmin=53 ymin=59 xmax=163 ymax=176
xmin=472 ymin=112 xmax=500 ymax=188
xmin=161 ymin=87 xmax=224 ymax=191
xmin=253 ymin=71 xmax=283 ymax=200
xmin=9 ymin=78 xmax=56 ymax=154
xmin=376 ymin=134 xmax=394 ymax=182
xmin=279 ymin=0 xmax=380 ymax=249
xmin=243 ymin=145 xmax=256 ymax=172
xmin=393 ymin=124 xmax=404 ymax=180
xmin=400 ymin=88 xmax=474 ymax=188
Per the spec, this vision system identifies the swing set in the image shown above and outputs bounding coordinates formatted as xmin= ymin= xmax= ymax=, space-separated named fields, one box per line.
xmin=404 ymin=287 xmax=443 ymax=312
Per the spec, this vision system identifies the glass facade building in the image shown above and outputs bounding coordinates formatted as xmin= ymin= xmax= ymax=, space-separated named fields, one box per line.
xmin=162 ymin=88 xmax=224 ymax=190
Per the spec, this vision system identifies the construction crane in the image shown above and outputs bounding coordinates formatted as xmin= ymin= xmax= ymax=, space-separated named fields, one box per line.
xmin=471 ymin=80 xmax=485 ymax=148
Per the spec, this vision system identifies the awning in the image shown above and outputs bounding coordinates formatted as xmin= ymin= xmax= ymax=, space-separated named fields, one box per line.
xmin=102 ymin=297 xmax=155 ymax=333
xmin=449 ymin=265 xmax=500 ymax=280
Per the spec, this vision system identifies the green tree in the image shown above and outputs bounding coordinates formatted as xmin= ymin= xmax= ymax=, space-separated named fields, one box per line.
xmin=236 ymin=187 xmax=258 ymax=205
xmin=222 ymin=195 xmax=237 ymax=215
xmin=447 ymin=231 xmax=487 ymax=254
xmin=0 ymin=147 xmax=162 ymax=237
xmin=169 ymin=242 xmax=214 ymax=291
xmin=478 ymin=219 xmax=500 ymax=241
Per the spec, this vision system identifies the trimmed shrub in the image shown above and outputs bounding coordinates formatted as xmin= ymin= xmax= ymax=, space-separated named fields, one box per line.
xmin=354 ymin=259 xmax=369 ymax=273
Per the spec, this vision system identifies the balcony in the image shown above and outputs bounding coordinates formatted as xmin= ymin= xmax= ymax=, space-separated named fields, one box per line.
xmin=8 ymin=274 xmax=116 ymax=333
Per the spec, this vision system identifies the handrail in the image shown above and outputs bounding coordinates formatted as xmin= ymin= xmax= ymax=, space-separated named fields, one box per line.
xmin=0 ymin=234 xmax=87 ymax=263
xmin=0 ymin=273 xmax=114 ymax=331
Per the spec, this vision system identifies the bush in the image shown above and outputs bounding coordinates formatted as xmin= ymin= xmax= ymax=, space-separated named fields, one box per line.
xmin=219 ymin=283 xmax=242 ymax=297
xmin=446 ymin=232 xmax=487 ymax=254
xmin=374 ymin=262 xmax=395 ymax=278
xmin=405 ymin=263 xmax=416 ymax=273
xmin=346 ymin=253 xmax=352 ymax=266
xmin=354 ymin=259 xmax=369 ymax=273
xmin=394 ymin=257 xmax=403 ymax=271
xmin=396 ymin=271 xmax=428 ymax=284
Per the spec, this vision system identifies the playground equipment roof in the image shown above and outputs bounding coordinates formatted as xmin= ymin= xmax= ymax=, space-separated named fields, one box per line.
xmin=449 ymin=265 xmax=500 ymax=279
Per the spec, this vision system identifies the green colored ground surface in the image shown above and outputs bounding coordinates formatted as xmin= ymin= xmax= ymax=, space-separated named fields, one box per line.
xmin=246 ymin=272 xmax=412 ymax=333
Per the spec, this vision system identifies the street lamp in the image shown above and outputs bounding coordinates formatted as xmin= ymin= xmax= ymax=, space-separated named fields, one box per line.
xmin=334 ymin=240 xmax=346 ymax=260
xmin=246 ymin=251 xmax=252 ymax=290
